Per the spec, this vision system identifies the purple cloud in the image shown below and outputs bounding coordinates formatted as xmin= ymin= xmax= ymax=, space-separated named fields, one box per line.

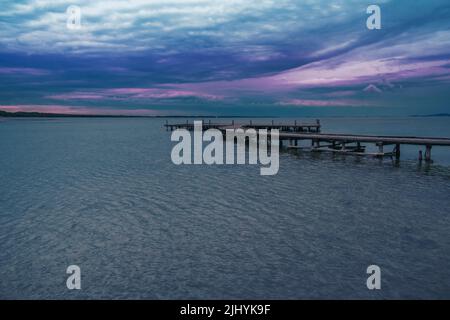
xmin=0 ymin=67 xmax=49 ymax=76
xmin=278 ymin=99 xmax=373 ymax=107
xmin=46 ymin=88 xmax=223 ymax=101
xmin=167 ymin=57 xmax=450 ymax=97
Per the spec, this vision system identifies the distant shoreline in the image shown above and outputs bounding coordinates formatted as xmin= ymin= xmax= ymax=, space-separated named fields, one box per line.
xmin=410 ymin=113 xmax=450 ymax=118
xmin=1 ymin=110 xmax=450 ymax=118
xmin=0 ymin=110 xmax=265 ymax=118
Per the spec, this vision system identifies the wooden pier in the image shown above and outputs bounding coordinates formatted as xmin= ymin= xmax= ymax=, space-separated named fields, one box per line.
xmin=164 ymin=120 xmax=450 ymax=162
xmin=278 ymin=132 xmax=450 ymax=161
xmin=164 ymin=119 xmax=321 ymax=133
xmin=164 ymin=120 xmax=230 ymax=131
xmin=241 ymin=120 xmax=321 ymax=133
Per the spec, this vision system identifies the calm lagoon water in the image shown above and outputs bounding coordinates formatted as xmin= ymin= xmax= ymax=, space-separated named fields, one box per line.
xmin=0 ymin=117 xmax=449 ymax=299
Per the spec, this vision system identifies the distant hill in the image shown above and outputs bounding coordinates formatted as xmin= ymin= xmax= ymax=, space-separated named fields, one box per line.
xmin=0 ymin=110 xmax=132 ymax=118
xmin=0 ymin=110 xmax=274 ymax=118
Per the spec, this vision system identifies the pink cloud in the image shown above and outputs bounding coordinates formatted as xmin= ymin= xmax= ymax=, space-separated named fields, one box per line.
xmin=47 ymin=88 xmax=223 ymax=101
xmin=46 ymin=93 xmax=106 ymax=100
xmin=278 ymin=99 xmax=372 ymax=107
xmin=167 ymin=57 xmax=450 ymax=96
xmin=272 ymin=58 xmax=450 ymax=87
xmin=325 ymin=90 xmax=357 ymax=97
xmin=106 ymin=88 xmax=151 ymax=95
xmin=105 ymin=88 xmax=222 ymax=100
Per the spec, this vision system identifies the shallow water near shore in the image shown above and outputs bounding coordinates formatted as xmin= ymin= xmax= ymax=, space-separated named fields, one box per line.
xmin=0 ymin=117 xmax=450 ymax=299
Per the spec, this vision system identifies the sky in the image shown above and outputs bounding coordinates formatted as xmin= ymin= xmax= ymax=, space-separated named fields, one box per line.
xmin=0 ymin=0 xmax=449 ymax=116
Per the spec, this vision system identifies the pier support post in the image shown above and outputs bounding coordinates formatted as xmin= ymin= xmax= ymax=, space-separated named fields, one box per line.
xmin=395 ymin=143 xmax=400 ymax=160
xmin=377 ymin=142 xmax=384 ymax=154
xmin=425 ymin=145 xmax=432 ymax=162
xmin=312 ymin=140 xmax=320 ymax=149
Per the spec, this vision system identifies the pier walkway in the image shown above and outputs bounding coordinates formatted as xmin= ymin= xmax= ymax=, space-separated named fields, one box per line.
xmin=164 ymin=119 xmax=321 ymax=133
xmin=279 ymin=132 xmax=450 ymax=161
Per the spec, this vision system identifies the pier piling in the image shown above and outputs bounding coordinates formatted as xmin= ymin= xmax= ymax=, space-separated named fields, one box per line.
xmin=425 ymin=145 xmax=432 ymax=162
xmin=395 ymin=144 xmax=401 ymax=160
